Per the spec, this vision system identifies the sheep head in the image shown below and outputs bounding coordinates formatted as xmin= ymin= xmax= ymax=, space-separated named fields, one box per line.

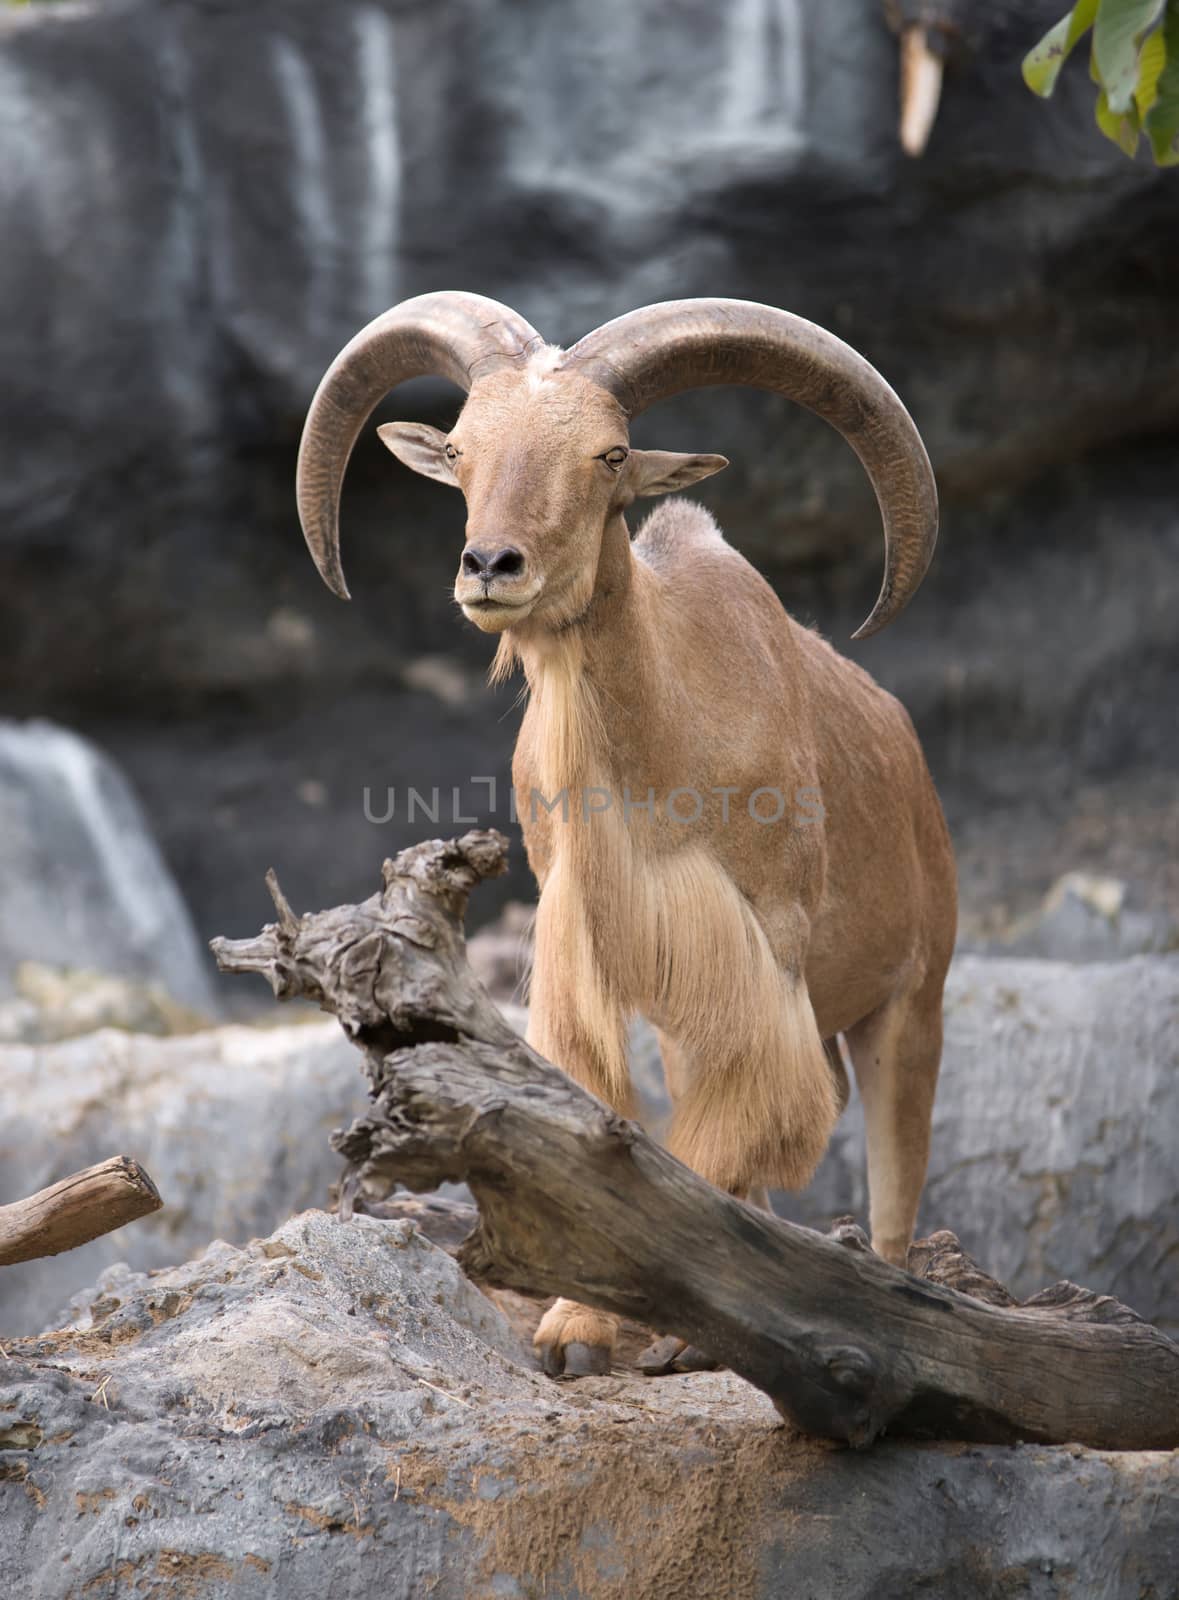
xmin=379 ymin=358 xmax=726 ymax=635
xmin=297 ymin=292 xmax=937 ymax=641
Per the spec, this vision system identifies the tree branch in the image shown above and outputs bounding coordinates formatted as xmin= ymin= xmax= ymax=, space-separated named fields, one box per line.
xmin=212 ymin=832 xmax=1179 ymax=1451
xmin=0 ymin=1156 xmax=163 ymax=1267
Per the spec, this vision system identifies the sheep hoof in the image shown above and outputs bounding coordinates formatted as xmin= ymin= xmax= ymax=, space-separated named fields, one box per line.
xmin=675 ymin=1343 xmax=721 ymax=1373
xmin=560 ymin=1341 xmax=613 ymax=1377
xmin=537 ymin=1337 xmax=612 ymax=1378
xmin=637 ymin=1334 xmax=721 ymax=1375
xmin=533 ymin=1298 xmax=617 ymax=1378
xmin=636 ymin=1334 xmax=687 ymax=1374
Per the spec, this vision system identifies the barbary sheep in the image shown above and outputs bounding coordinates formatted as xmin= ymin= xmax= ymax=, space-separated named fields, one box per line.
xmin=296 ymin=293 xmax=957 ymax=1376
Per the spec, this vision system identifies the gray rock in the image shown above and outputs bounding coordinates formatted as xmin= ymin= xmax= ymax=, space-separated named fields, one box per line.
xmin=629 ymin=1015 xmax=673 ymax=1131
xmin=0 ymin=721 xmax=215 ymax=1014
xmin=966 ymin=872 xmax=1179 ymax=962
xmin=0 ymin=987 xmax=533 ymax=1337
xmin=775 ymin=954 xmax=1179 ymax=1334
xmin=2 ymin=1208 xmax=1176 ymax=1598
xmin=0 ymin=964 xmax=209 ymax=1046
xmin=0 ymin=1018 xmax=362 ymax=1338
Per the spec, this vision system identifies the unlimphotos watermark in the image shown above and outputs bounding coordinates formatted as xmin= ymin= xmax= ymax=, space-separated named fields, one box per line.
xmin=362 ymin=777 xmax=824 ymax=828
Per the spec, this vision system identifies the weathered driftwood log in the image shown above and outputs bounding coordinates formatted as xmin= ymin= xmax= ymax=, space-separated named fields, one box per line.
xmin=0 ymin=1156 xmax=162 ymax=1266
xmin=211 ymin=832 xmax=1179 ymax=1451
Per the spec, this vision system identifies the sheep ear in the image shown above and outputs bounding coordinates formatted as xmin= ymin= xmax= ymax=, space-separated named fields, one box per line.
xmin=628 ymin=450 xmax=729 ymax=498
xmin=377 ymin=423 xmax=460 ymax=488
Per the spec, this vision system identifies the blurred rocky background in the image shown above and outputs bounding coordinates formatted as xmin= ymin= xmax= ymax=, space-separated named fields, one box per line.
xmin=1 ymin=0 xmax=1176 ymax=957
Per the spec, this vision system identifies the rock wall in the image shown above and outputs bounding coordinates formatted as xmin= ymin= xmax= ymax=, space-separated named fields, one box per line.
xmin=2 ymin=1210 xmax=1176 ymax=1599
xmin=0 ymin=0 xmax=1176 ymax=940
xmin=0 ymin=1019 xmax=360 ymax=1337
xmin=775 ymin=953 xmax=1179 ymax=1334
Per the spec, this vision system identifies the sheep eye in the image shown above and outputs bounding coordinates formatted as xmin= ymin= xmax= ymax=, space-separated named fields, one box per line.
xmin=445 ymin=443 xmax=460 ymax=461
xmin=601 ymin=447 xmax=628 ymax=469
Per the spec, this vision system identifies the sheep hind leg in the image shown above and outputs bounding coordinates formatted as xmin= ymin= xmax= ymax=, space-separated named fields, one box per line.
xmin=843 ymin=976 xmax=944 ymax=1267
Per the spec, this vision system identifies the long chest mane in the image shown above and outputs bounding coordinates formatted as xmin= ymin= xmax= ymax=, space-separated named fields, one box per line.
xmin=512 ymin=638 xmax=779 ymax=1036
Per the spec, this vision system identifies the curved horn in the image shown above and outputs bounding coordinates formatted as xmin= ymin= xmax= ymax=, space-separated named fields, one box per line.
xmin=296 ymin=292 xmax=543 ymax=598
xmin=565 ymin=299 xmax=937 ymax=638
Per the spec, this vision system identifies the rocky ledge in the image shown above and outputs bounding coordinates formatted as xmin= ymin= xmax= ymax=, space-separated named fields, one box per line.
xmin=3 ymin=1208 xmax=1177 ymax=1600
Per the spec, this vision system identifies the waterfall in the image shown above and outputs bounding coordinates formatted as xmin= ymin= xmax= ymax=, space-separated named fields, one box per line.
xmin=720 ymin=0 xmax=806 ymax=141
xmin=0 ymin=722 xmax=215 ymax=1013
xmin=272 ymin=34 xmax=335 ymax=318
xmin=351 ymin=6 xmax=402 ymax=316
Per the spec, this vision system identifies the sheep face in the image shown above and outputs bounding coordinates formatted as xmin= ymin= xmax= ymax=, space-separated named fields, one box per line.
xmin=379 ymin=357 xmax=725 ymax=636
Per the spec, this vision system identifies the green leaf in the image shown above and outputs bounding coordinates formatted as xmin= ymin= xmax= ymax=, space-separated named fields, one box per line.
xmin=1023 ymin=0 xmax=1101 ymax=97
xmin=1095 ymin=84 xmax=1142 ymax=150
xmin=1134 ymin=17 xmax=1168 ymax=108
xmin=1144 ymin=0 xmax=1179 ymax=161
xmin=1093 ymin=0 xmax=1165 ymax=112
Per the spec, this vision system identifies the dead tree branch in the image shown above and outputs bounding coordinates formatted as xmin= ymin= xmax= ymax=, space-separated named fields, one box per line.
xmin=0 ymin=1157 xmax=163 ymax=1267
xmin=212 ymin=831 xmax=1179 ymax=1451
